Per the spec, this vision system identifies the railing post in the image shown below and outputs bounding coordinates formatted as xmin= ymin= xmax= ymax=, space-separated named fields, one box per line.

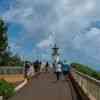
xmin=0 ymin=96 xmax=3 ymax=100
xmin=96 ymin=85 xmax=100 ymax=100
xmin=86 ymin=78 xmax=89 ymax=95
xmin=99 ymin=87 xmax=100 ymax=100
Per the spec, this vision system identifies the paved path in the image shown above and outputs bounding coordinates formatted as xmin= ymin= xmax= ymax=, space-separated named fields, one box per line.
xmin=10 ymin=73 xmax=79 ymax=100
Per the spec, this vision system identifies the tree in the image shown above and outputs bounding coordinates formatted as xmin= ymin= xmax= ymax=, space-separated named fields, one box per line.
xmin=0 ymin=18 xmax=23 ymax=66
xmin=0 ymin=18 xmax=8 ymax=65
xmin=8 ymin=54 xmax=24 ymax=66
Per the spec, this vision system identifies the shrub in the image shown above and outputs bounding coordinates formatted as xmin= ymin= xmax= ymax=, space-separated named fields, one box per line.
xmin=0 ymin=79 xmax=15 ymax=99
xmin=71 ymin=63 xmax=100 ymax=80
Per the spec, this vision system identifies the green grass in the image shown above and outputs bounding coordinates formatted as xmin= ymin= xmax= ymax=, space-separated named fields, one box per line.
xmin=0 ymin=79 xmax=15 ymax=99
xmin=71 ymin=63 xmax=100 ymax=80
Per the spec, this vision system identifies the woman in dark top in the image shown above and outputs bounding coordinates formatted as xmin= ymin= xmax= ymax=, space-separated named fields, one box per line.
xmin=24 ymin=61 xmax=30 ymax=79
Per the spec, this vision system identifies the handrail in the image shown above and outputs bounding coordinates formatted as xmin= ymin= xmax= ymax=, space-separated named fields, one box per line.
xmin=0 ymin=66 xmax=23 ymax=68
xmin=0 ymin=66 xmax=24 ymax=74
xmin=73 ymin=69 xmax=100 ymax=86
xmin=71 ymin=68 xmax=100 ymax=100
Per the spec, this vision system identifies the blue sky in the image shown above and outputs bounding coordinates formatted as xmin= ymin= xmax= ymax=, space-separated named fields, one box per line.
xmin=0 ymin=0 xmax=100 ymax=70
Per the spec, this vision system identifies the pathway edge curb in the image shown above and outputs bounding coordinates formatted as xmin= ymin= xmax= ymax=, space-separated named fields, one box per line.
xmin=15 ymin=72 xmax=40 ymax=92
xmin=15 ymin=79 xmax=28 ymax=92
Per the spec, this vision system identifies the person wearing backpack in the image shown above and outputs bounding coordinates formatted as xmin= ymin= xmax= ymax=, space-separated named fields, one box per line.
xmin=62 ymin=61 xmax=70 ymax=80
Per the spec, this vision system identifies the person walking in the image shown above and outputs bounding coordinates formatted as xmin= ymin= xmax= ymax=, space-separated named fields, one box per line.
xmin=34 ymin=60 xmax=39 ymax=72
xmin=62 ymin=61 xmax=70 ymax=80
xmin=27 ymin=63 xmax=34 ymax=78
xmin=45 ymin=62 xmax=49 ymax=72
xmin=40 ymin=62 xmax=46 ymax=72
xmin=55 ymin=62 xmax=62 ymax=81
xmin=24 ymin=61 xmax=30 ymax=79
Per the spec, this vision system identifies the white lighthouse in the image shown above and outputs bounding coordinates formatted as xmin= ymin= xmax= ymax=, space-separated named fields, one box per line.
xmin=52 ymin=44 xmax=60 ymax=64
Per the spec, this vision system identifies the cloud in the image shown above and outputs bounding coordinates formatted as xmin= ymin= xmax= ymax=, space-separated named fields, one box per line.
xmin=3 ymin=0 xmax=98 ymax=34
xmin=1 ymin=0 xmax=100 ymax=69
xmin=86 ymin=27 xmax=100 ymax=38
xmin=37 ymin=33 xmax=55 ymax=48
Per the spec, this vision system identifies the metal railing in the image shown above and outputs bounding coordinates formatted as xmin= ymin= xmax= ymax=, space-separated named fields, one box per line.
xmin=0 ymin=67 xmax=24 ymax=74
xmin=71 ymin=68 xmax=100 ymax=100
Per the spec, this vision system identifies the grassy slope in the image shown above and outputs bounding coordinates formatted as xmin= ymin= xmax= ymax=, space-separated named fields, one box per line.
xmin=71 ymin=63 xmax=100 ymax=80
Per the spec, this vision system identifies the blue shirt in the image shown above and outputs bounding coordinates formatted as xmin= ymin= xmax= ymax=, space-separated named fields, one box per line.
xmin=62 ymin=63 xmax=70 ymax=72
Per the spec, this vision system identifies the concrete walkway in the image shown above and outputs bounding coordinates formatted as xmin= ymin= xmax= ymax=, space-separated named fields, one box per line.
xmin=9 ymin=73 xmax=79 ymax=100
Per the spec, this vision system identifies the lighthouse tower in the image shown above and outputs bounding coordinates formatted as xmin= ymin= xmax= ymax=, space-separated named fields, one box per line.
xmin=52 ymin=44 xmax=60 ymax=64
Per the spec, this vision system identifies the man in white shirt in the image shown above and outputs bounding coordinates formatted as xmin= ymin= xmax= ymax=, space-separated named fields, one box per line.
xmin=55 ymin=62 xmax=62 ymax=81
